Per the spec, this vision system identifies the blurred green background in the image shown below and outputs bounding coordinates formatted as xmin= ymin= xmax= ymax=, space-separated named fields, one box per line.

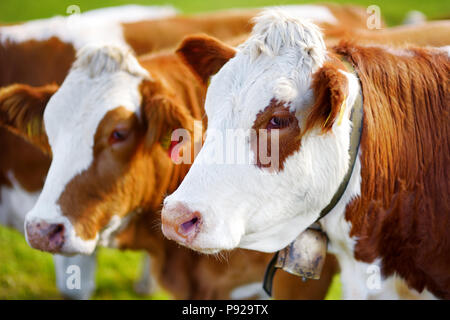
xmin=0 ymin=0 xmax=449 ymax=25
xmin=0 ymin=0 xmax=448 ymax=300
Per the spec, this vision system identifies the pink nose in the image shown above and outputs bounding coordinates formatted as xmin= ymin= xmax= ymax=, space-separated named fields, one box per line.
xmin=161 ymin=202 xmax=202 ymax=245
xmin=26 ymin=221 xmax=65 ymax=253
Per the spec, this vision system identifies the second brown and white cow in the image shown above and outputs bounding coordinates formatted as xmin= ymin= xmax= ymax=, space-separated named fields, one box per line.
xmin=161 ymin=10 xmax=449 ymax=299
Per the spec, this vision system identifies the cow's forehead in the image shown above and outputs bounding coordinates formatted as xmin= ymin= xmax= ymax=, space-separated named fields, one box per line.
xmin=205 ymin=9 xmax=326 ymax=129
xmin=205 ymin=51 xmax=315 ymax=129
xmin=44 ymin=68 xmax=145 ymax=145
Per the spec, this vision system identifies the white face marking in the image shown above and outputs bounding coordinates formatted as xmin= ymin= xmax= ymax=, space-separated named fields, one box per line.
xmin=0 ymin=5 xmax=177 ymax=50
xmin=24 ymin=44 xmax=149 ymax=254
xmin=0 ymin=171 xmax=40 ymax=233
xmin=163 ymin=9 xmax=359 ymax=254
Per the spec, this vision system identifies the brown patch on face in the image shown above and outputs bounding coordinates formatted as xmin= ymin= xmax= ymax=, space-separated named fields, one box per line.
xmin=57 ymin=107 xmax=152 ymax=240
xmin=251 ymin=99 xmax=301 ymax=171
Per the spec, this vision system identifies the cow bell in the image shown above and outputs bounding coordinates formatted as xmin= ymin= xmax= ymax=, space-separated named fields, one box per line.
xmin=263 ymin=227 xmax=328 ymax=296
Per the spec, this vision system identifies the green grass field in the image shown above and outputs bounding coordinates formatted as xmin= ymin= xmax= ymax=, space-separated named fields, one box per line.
xmin=0 ymin=0 xmax=447 ymax=300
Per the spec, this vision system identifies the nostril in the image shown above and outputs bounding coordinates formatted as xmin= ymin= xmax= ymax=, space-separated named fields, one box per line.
xmin=48 ymin=224 xmax=64 ymax=242
xmin=180 ymin=216 xmax=199 ymax=233
xmin=178 ymin=213 xmax=201 ymax=237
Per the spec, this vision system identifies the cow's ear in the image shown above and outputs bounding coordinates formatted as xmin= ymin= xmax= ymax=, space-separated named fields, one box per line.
xmin=140 ymin=80 xmax=196 ymax=152
xmin=176 ymin=34 xmax=237 ymax=85
xmin=0 ymin=83 xmax=58 ymax=154
xmin=305 ymin=62 xmax=349 ymax=133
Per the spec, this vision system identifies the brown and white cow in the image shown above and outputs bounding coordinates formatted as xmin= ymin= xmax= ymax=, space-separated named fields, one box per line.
xmin=0 ymin=5 xmax=173 ymax=300
xmin=0 ymin=5 xmax=185 ymax=299
xmin=0 ymin=43 xmax=340 ymax=299
xmin=161 ymin=10 xmax=449 ymax=299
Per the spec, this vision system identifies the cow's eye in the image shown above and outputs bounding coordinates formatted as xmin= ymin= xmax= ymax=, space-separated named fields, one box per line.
xmin=109 ymin=129 xmax=129 ymax=144
xmin=267 ymin=116 xmax=291 ymax=130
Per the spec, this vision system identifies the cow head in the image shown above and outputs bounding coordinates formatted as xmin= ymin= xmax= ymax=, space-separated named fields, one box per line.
xmin=161 ymin=10 xmax=361 ymax=254
xmin=0 ymin=44 xmax=196 ymax=254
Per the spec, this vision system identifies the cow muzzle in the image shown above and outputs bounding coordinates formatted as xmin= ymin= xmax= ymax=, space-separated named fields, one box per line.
xmin=161 ymin=202 xmax=203 ymax=246
xmin=26 ymin=220 xmax=66 ymax=253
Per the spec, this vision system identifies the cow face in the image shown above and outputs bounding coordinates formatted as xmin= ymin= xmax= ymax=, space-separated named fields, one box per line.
xmin=0 ymin=44 xmax=195 ymax=254
xmin=161 ymin=10 xmax=360 ymax=254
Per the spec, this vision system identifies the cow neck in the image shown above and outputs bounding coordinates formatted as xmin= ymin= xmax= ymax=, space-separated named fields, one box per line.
xmin=315 ymin=57 xmax=364 ymax=221
xmin=263 ymin=57 xmax=364 ymax=296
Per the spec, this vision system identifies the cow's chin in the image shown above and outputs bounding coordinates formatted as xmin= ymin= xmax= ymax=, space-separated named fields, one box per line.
xmin=176 ymin=225 xmax=243 ymax=255
xmin=183 ymin=236 xmax=240 ymax=255
xmin=60 ymin=239 xmax=98 ymax=256
xmin=237 ymin=213 xmax=321 ymax=253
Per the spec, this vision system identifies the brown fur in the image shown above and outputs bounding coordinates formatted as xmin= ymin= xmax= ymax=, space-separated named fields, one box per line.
xmin=0 ymin=37 xmax=75 ymax=87
xmin=325 ymin=20 xmax=450 ymax=48
xmin=176 ymin=34 xmax=237 ymax=85
xmin=124 ymin=4 xmax=373 ymax=56
xmin=331 ymin=42 xmax=450 ymax=299
xmin=306 ymin=59 xmax=349 ymax=133
xmin=324 ymin=3 xmax=378 ymax=31
xmin=0 ymin=126 xmax=50 ymax=192
xmin=122 ymin=9 xmax=258 ymax=56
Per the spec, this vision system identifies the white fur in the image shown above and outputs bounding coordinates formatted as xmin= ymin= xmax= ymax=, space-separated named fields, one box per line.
xmin=25 ymin=44 xmax=150 ymax=254
xmin=0 ymin=5 xmax=177 ymax=50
